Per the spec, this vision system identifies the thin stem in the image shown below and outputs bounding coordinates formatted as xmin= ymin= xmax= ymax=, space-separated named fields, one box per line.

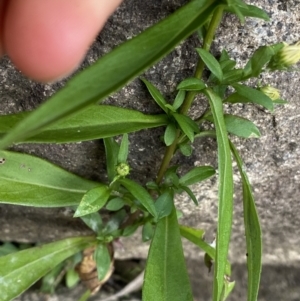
xmin=156 ymin=6 xmax=224 ymax=184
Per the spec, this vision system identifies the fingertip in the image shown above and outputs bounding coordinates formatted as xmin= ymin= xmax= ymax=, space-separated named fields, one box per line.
xmin=4 ymin=0 xmax=122 ymax=82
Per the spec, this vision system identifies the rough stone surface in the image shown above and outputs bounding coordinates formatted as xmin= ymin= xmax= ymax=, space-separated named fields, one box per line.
xmin=1 ymin=0 xmax=300 ymax=300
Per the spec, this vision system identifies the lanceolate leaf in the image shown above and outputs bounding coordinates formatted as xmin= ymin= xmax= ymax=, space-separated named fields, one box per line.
xmin=0 ymin=150 xmax=98 ymax=207
xmin=205 ymin=114 xmax=261 ymax=138
xmin=229 ymin=141 xmax=262 ymax=301
xmin=0 ymin=236 xmax=96 ymax=301
xmin=143 ymin=206 xmax=193 ymax=301
xmin=179 ymin=225 xmax=231 ymax=276
xmin=204 ymin=89 xmax=233 ymax=301
xmin=173 ymin=113 xmax=199 ymax=142
xmin=74 ymin=185 xmax=111 ymax=217
xmin=177 ymin=78 xmax=206 ymax=91
xmin=118 ymin=178 xmax=157 ymax=218
xmin=141 ymin=78 xmax=168 ymax=113
xmin=104 ymin=138 xmax=120 ymax=182
xmin=0 ymin=0 xmax=218 ymax=149
xmin=225 ymin=4 xmax=269 ymax=21
xmin=231 ymin=84 xmax=274 ymax=111
xmin=196 ymin=48 xmax=223 ymax=82
xmin=0 ymin=106 xmax=168 ymax=143
xmin=179 ymin=166 xmax=216 ymax=186
xmin=118 ymin=134 xmax=129 ymax=163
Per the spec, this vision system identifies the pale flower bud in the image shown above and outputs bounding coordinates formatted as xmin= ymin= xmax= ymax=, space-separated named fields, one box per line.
xmin=269 ymin=41 xmax=300 ymax=69
xmin=116 ymin=162 xmax=130 ymax=177
xmin=259 ymin=85 xmax=280 ymax=101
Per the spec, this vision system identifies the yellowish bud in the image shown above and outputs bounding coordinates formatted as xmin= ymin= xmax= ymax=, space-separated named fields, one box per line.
xmin=259 ymin=85 xmax=280 ymax=101
xmin=269 ymin=41 xmax=300 ymax=69
xmin=116 ymin=163 xmax=130 ymax=177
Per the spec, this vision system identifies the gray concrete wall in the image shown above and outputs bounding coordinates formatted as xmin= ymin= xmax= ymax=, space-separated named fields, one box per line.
xmin=1 ymin=0 xmax=300 ymax=300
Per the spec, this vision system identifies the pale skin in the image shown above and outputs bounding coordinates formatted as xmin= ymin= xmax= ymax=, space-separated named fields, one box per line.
xmin=0 ymin=0 xmax=123 ymax=82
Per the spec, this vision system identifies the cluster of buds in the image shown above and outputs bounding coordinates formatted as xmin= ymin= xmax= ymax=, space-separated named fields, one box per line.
xmin=268 ymin=41 xmax=300 ymax=70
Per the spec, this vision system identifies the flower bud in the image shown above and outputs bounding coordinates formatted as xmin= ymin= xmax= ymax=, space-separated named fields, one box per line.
xmin=268 ymin=41 xmax=300 ymax=70
xmin=116 ymin=163 xmax=130 ymax=177
xmin=259 ymin=85 xmax=280 ymax=101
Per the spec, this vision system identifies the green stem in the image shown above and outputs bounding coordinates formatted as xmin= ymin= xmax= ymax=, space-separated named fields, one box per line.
xmin=156 ymin=6 xmax=224 ymax=184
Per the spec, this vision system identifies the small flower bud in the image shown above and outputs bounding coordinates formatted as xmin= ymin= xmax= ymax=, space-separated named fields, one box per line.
xmin=116 ymin=163 xmax=130 ymax=177
xmin=259 ymin=85 xmax=280 ymax=101
xmin=269 ymin=41 xmax=300 ymax=70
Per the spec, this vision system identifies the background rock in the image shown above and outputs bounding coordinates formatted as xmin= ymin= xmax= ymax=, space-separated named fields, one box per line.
xmin=1 ymin=0 xmax=300 ymax=300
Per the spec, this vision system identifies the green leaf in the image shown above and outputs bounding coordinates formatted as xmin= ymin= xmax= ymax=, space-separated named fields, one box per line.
xmin=74 ymin=185 xmax=110 ymax=217
xmin=179 ymin=166 xmax=215 ymax=186
xmin=222 ymin=280 xmax=235 ymax=301
xmin=204 ymin=89 xmax=233 ymax=301
xmin=66 ymin=268 xmax=80 ymax=288
xmin=222 ymin=69 xmax=244 ymax=84
xmin=40 ymin=262 xmax=64 ymax=294
xmin=122 ymin=224 xmax=140 ymax=237
xmin=0 ymin=236 xmax=96 ymax=301
xmin=119 ymin=178 xmax=157 ymax=218
xmin=95 ymin=244 xmax=111 ymax=281
xmin=273 ymin=98 xmax=288 ymax=105
xmin=141 ymin=78 xmax=169 ymax=114
xmin=142 ymin=222 xmax=155 ymax=242
xmin=118 ymin=134 xmax=129 ymax=163
xmin=196 ymin=48 xmax=223 ymax=82
xmin=230 ymin=84 xmax=274 ymax=111
xmin=225 ymin=115 xmax=260 ymax=138
xmin=0 ymin=106 xmax=168 ymax=144
xmin=243 ymin=46 xmax=278 ymax=78
xmin=177 ymin=78 xmax=206 ymax=91
xmin=173 ymin=90 xmax=186 ymax=110
xmin=106 ymin=197 xmax=125 ymax=211
xmin=143 ymin=205 xmax=193 ymax=301
xmin=104 ymin=137 xmax=119 ymax=182
xmin=230 ymin=141 xmax=262 ymax=301
xmin=79 ymin=212 xmax=103 ymax=234
xmin=164 ymin=123 xmax=177 ymax=146
xmin=225 ymin=4 xmax=269 ymax=21
xmin=179 ymin=225 xmax=231 ymax=276
xmin=0 ymin=0 xmax=218 ymax=150
xmin=206 ymin=114 xmax=261 ymax=138
xmin=179 ymin=143 xmax=193 ymax=157
xmin=0 ymin=150 xmax=98 ymax=207
xmin=179 ymin=185 xmax=198 ymax=206
xmin=173 ymin=113 xmax=199 ymax=142
xmin=0 ymin=243 xmax=18 ymax=257
xmin=155 ymin=191 xmax=173 ymax=219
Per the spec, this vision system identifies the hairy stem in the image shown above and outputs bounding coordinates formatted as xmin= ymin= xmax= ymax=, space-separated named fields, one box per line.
xmin=156 ymin=6 xmax=224 ymax=184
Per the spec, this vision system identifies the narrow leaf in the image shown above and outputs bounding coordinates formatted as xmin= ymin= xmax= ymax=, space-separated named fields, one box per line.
xmin=118 ymin=134 xmax=129 ymax=163
xmin=119 ymin=178 xmax=157 ymax=218
xmin=0 ymin=150 xmax=98 ymax=207
xmin=0 ymin=106 xmax=168 ymax=143
xmin=179 ymin=225 xmax=231 ymax=276
xmin=230 ymin=141 xmax=262 ymax=301
xmin=95 ymin=244 xmax=111 ymax=281
xmin=104 ymin=137 xmax=119 ymax=182
xmin=143 ymin=206 xmax=193 ymax=301
xmin=74 ymin=185 xmax=110 ymax=217
xmin=0 ymin=236 xmax=96 ymax=301
xmin=180 ymin=185 xmax=199 ymax=205
xmin=230 ymin=84 xmax=274 ymax=111
xmin=204 ymin=89 xmax=233 ymax=301
xmin=225 ymin=4 xmax=269 ymax=21
xmin=206 ymin=114 xmax=261 ymax=138
xmin=106 ymin=197 xmax=125 ymax=211
xmin=173 ymin=113 xmax=199 ymax=142
xmin=79 ymin=212 xmax=103 ymax=234
xmin=179 ymin=166 xmax=215 ymax=186
xmin=177 ymin=78 xmax=206 ymax=91
xmin=154 ymin=191 xmax=173 ymax=219
xmin=173 ymin=90 xmax=186 ymax=110
xmin=196 ymin=48 xmax=223 ymax=82
xmin=0 ymin=0 xmax=219 ymax=149
xmin=164 ymin=123 xmax=177 ymax=146
xmin=141 ymin=78 xmax=169 ymax=113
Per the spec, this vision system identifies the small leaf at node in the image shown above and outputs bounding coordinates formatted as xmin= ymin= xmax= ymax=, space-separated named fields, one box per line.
xmin=164 ymin=123 xmax=177 ymax=146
